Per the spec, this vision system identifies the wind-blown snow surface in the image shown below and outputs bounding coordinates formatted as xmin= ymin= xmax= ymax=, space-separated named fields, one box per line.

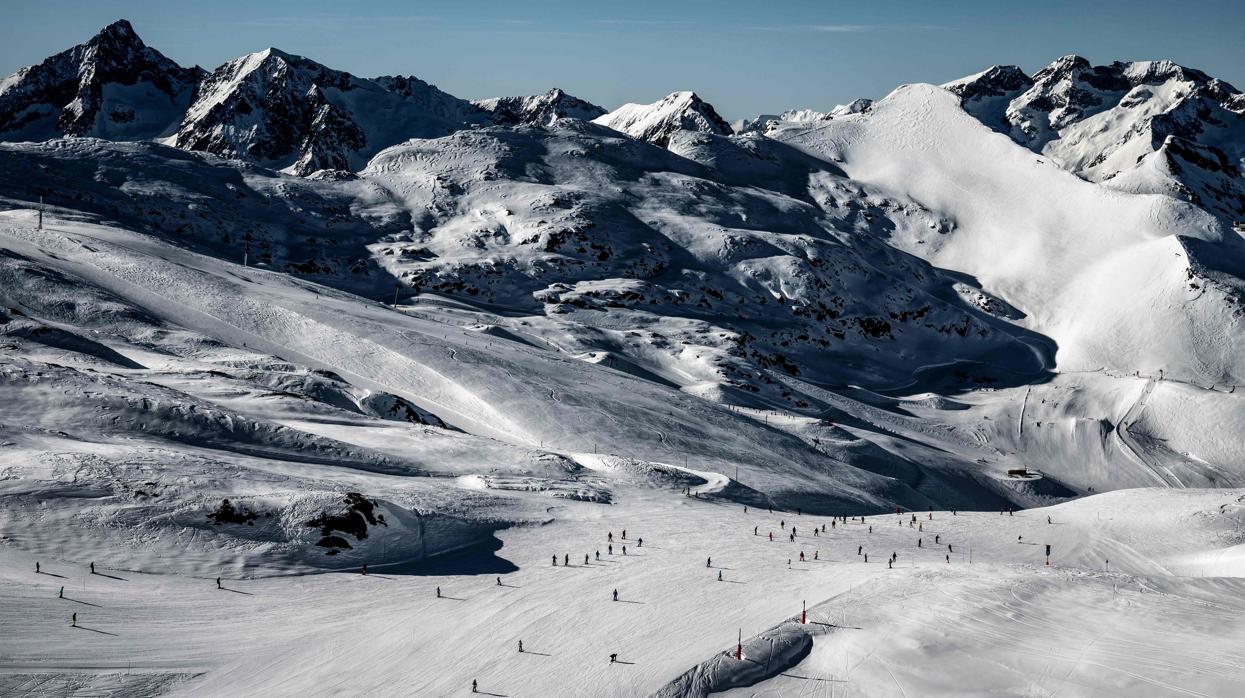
xmin=4 ymin=21 xmax=1245 ymax=695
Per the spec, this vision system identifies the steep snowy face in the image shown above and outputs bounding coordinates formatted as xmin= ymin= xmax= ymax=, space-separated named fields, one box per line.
xmin=175 ymin=49 xmax=487 ymax=175
xmin=593 ymin=91 xmax=733 ymax=147
xmin=474 ymin=88 xmax=606 ymax=126
xmin=948 ymin=57 xmax=1245 ymax=220
xmin=0 ymin=20 xmax=204 ymax=141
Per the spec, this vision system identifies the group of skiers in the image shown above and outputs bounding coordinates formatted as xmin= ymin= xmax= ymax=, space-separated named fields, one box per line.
xmin=33 ymin=500 xmax=1063 ymax=695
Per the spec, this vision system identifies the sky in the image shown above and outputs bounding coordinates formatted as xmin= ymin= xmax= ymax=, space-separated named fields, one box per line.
xmin=1 ymin=0 xmax=1243 ymax=121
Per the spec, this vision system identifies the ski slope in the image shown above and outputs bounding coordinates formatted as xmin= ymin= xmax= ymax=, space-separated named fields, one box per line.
xmin=4 ymin=486 xmax=1245 ymax=696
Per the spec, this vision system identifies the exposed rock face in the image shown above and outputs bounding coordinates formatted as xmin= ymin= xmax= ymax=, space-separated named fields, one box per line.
xmin=0 ymin=19 xmax=204 ymax=141
xmin=593 ymin=91 xmax=733 ymax=147
xmin=174 ymin=49 xmax=486 ymax=175
xmin=474 ymin=88 xmax=606 ymax=126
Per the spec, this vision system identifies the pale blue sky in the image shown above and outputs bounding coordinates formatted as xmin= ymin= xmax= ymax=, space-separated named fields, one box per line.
xmin=2 ymin=0 xmax=1242 ymax=120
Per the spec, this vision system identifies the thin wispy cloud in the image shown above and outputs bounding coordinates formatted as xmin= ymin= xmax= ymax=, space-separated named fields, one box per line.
xmin=755 ymin=23 xmax=951 ymax=33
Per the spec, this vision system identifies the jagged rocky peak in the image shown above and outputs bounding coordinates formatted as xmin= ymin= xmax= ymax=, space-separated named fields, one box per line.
xmin=593 ymin=90 xmax=732 ymax=147
xmin=1002 ymin=56 xmax=1244 ymax=143
xmin=944 ymin=65 xmax=1033 ymax=101
xmin=175 ymin=48 xmax=486 ymax=175
xmin=0 ymin=19 xmax=204 ymax=141
xmin=474 ymin=88 xmax=606 ymax=127
xmin=945 ymin=54 xmax=1245 ymax=222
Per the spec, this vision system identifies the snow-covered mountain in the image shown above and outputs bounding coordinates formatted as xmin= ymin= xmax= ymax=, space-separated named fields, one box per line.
xmin=5 ymin=20 xmax=1245 ymax=696
xmin=174 ymin=49 xmax=488 ymax=175
xmin=947 ymin=56 xmax=1245 ymax=221
xmin=474 ymin=87 xmax=606 ymax=126
xmin=593 ymin=90 xmax=733 ymax=146
xmin=734 ymin=99 xmax=874 ymax=135
xmin=0 ymin=20 xmax=204 ymax=141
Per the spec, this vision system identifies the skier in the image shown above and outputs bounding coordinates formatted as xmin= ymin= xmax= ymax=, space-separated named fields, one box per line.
xmin=792 ymin=526 xmax=797 ymax=537
xmin=891 ymin=552 xmax=897 ymax=563
xmin=864 ymin=553 xmax=868 ymax=563
xmin=1047 ymin=516 xmax=1052 ymax=525
xmin=814 ymin=529 xmax=819 ymax=537
xmin=869 ymin=525 xmax=873 ymax=533
xmin=35 ymin=562 xmax=39 ymax=574
xmin=935 ymin=534 xmax=940 ymax=544
xmin=814 ymin=551 xmax=819 ymax=560
xmin=58 ymin=586 xmax=63 ymax=599
xmin=744 ymin=506 xmax=748 ymax=513
xmin=584 ymin=554 xmax=589 ymax=565
xmin=497 ymin=576 xmax=503 ymax=586
xmin=612 ymin=589 xmax=618 ymax=602
xmin=436 ymin=586 xmax=442 ymax=598
xmin=216 ymin=577 xmax=222 ymax=589
xmin=564 ymin=554 xmax=569 ymax=566
xmin=953 ymin=509 xmax=957 ymax=516
xmin=717 ymin=570 xmax=723 ymax=582
xmin=361 ymin=564 xmax=367 ymax=575
xmin=707 ymin=557 xmax=712 ymax=568
xmin=472 ymin=679 xmax=478 ymax=693
xmin=857 ymin=545 xmax=862 ymax=556
xmin=622 ymin=529 xmax=627 ymax=539
xmin=789 ymin=532 xmax=794 ymax=542
xmin=754 ymin=526 xmax=759 ymax=536
xmin=608 ymin=544 xmax=613 ymax=555
xmin=946 ymin=554 xmax=950 ymax=563
xmin=1018 ymin=535 xmax=1023 ymax=543
xmin=622 ymin=545 xmax=627 ymax=555
xmin=638 ymin=538 xmax=643 ymax=547
xmin=89 ymin=562 xmax=94 ymax=574
xmin=919 ymin=523 xmax=923 ymax=531
xmin=71 ymin=613 xmax=76 ymax=627
xmin=610 ymin=653 xmax=618 ymax=663
xmin=552 ymin=555 xmax=557 ymax=566
xmin=596 ymin=551 xmax=601 ymax=561
xmin=918 ymin=538 xmax=923 ymax=547
xmin=608 ymin=532 xmax=613 ymax=542
xmin=769 ymin=532 xmax=774 ymax=542
xmin=888 ymin=559 xmax=892 ymax=569
xmin=948 ymin=544 xmax=953 ymax=553
xmin=799 ymin=552 xmax=805 ymax=562
xmin=780 ymin=520 xmax=785 ymax=529
xmin=518 ymin=640 xmax=524 ymax=653
xmin=831 ymin=521 xmax=835 ymax=530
